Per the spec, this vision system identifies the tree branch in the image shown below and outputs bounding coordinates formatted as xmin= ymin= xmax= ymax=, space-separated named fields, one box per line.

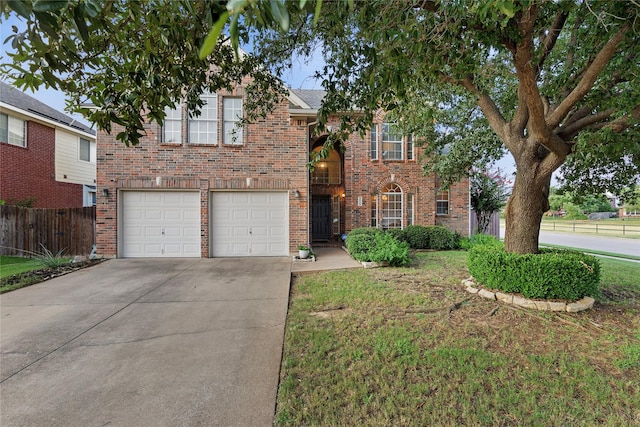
xmin=546 ymin=22 xmax=630 ymax=129
xmin=452 ymin=75 xmax=509 ymax=142
xmin=536 ymin=10 xmax=569 ymax=75
xmin=557 ymin=108 xmax=616 ymax=139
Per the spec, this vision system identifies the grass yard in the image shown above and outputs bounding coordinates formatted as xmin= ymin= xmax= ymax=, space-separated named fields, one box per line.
xmin=276 ymin=251 xmax=640 ymax=426
xmin=0 ymin=256 xmax=44 ymax=278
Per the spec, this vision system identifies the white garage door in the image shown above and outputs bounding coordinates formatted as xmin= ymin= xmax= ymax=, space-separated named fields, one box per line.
xmin=120 ymin=191 xmax=201 ymax=258
xmin=210 ymin=192 xmax=288 ymax=257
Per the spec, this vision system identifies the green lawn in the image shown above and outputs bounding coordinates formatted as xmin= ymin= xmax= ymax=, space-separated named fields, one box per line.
xmin=276 ymin=251 xmax=640 ymax=426
xmin=0 ymin=256 xmax=43 ymax=279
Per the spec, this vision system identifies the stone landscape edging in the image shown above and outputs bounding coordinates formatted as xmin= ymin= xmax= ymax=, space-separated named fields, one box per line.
xmin=462 ymin=277 xmax=595 ymax=312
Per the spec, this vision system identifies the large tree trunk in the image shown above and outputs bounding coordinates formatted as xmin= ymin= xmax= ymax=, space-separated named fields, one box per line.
xmin=504 ymin=163 xmax=552 ymax=254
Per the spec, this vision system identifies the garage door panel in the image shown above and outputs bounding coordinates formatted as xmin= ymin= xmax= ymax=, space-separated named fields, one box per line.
xmin=121 ymin=191 xmax=201 ymax=258
xmin=210 ymin=192 xmax=288 ymax=257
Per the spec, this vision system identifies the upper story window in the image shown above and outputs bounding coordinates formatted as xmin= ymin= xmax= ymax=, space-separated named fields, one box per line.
xmin=162 ymin=105 xmax=182 ymax=144
xmin=223 ymin=97 xmax=243 ymax=145
xmin=436 ymin=189 xmax=450 ymax=215
xmin=0 ymin=113 xmax=26 ymax=147
xmin=311 ymin=146 xmax=341 ymax=184
xmin=382 ymin=123 xmax=403 ymax=160
xmin=369 ymin=122 xmax=413 ymax=161
xmin=189 ymin=91 xmax=218 ymax=145
xmin=79 ymin=138 xmax=91 ymax=161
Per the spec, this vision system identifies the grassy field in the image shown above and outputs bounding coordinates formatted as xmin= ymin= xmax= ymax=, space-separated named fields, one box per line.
xmin=276 ymin=251 xmax=640 ymax=426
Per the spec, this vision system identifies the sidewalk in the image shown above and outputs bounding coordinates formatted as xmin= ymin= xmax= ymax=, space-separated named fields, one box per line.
xmin=291 ymin=247 xmax=362 ymax=273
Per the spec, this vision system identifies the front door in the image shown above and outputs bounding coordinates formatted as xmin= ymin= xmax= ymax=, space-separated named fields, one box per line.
xmin=312 ymin=195 xmax=331 ymax=241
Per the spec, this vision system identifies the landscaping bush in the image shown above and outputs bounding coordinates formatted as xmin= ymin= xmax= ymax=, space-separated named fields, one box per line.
xmin=460 ymin=233 xmax=503 ymax=251
xmin=369 ymin=233 xmax=409 ymax=266
xmin=426 ymin=226 xmax=458 ymax=250
xmin=346 ymin=228 xmax=383 ymax=261
xmin=403 ymin=225 xmax=430 ymax=249
xmin=346 ymin=228 xmax=409 ymax=266
xmin=385 ymin=227 xmax=406 ymax=243
xmin=468 ymin=245 xmax=600 ymax=300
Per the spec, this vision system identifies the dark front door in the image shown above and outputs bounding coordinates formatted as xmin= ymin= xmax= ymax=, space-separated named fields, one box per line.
xmin=312 ymin=195 xmax=331 ymax=241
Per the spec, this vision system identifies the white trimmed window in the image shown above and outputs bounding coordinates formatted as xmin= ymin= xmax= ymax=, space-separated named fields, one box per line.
xmin=223 ymin=97 xmax=243 ymax=145
xmin=79 ymin=138 xmax=91 ymax=161
xmin=407 ymin=134 xmax=414 ymax=160
xmin=382 ymin=123 xmax=403 ymax=160
xmin=371 ymin=194 xmax=378 ymax=228
xmin=0 ymin=113 xmax=26 ymax=147
xmin=381 ymin=183 xmax=403 ymax=229
xmin=407 ymin=193 xmax=414 ymax=225
xmin=332 ymin=194 xmax=341 ymax=235
xmin=189 ymin=91 xmax=218 ymax=144
xmin=370 ymin=125 xmax=378 ymax=160
xmin=163 ymin=105 xmax=182 ymax=144
xmin=437 ymin=189 xmax=450 ymax=215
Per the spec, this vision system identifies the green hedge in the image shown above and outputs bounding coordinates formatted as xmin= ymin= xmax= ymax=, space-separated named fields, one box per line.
xmin=346 ymin=228 xmax=408 ymax=266
xmin=468 ymin=245 xmax=600 ymax=300
xmin=402 ymin=225 xmax=459 ymax=250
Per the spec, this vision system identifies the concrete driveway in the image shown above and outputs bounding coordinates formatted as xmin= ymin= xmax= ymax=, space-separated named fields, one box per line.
xmin=0 ymin=258 xmax=291 ymax=426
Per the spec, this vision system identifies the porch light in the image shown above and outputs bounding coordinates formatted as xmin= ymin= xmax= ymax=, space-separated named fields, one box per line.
xmin=102 ymin=189 xmax=109 ymax=196
xmin=293 ymin=190 xmax=301 ymax=198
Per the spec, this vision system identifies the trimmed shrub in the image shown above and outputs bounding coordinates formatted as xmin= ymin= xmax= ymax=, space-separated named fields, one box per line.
xmin=468 ymin=245 xmax=600 ymax=300
xmin=403 ymin=225 xmax=430 ymax=249
xmin=460 ymin=233 xmax=502 ymax=251
xmin=385 ymin=228 xmax=406 ymax=243
xmin=426 ymin=226 xmax=457 ymax=250
xmin=346 ymin=228 xmax=382 ymax=262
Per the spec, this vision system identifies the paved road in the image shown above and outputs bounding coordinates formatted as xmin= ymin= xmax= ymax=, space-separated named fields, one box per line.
xmin=501 ymin=228 xmax=639 ymax=257
xmin=0 ymin=258 xmax=291 ymax=427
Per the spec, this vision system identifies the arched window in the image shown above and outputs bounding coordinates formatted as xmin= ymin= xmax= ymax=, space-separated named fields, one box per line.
xmin=381 ymin=183 xmax=403 ymax=229
xmin=311 ymin=146 xmax=341 ymax=184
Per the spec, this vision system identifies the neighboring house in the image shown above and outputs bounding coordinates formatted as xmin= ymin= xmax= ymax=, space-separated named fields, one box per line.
xmin=96 ymin=84 xmax=469 ymax=258
xmin=0 ymin=81 xmax=97 ymax=208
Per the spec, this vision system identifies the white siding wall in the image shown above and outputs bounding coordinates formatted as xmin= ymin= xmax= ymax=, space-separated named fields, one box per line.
xmin=55 ymin=129 xmax=96 ymax=185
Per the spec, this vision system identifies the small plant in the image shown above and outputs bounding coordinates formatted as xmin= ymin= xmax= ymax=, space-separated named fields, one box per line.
xmin=36 ymin=244 xmax=70 ymax=269
xmin=369 ymin=233 xmax=409 ymax=266
xmin=298 ymin=245 xmax=309 ymax=251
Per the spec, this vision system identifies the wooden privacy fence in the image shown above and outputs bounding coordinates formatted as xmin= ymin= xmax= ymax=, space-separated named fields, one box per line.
xmin=0 ymin=205 xmax=96 ymax=257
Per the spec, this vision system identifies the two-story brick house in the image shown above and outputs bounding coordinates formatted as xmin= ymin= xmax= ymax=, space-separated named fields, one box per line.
xmin=96 ymin=85 xmax=469 ymax=258
xmin=0 ymin=82 xmax=97 ymax=208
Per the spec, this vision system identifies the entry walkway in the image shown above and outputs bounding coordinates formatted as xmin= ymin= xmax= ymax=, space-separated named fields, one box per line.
xmin=291 ymin=246 xmax=362 ymax=273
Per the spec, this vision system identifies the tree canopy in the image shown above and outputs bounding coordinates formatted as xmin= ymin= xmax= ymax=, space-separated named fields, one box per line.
xmin=1 ymin=0 xmax=285 ymax=145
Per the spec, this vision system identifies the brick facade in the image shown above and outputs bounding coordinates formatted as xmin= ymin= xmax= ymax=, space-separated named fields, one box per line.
xmin=0 ymin=121 xmax=83 ymax=208
xmin=97 ymin=87 xmax=469 ymax=258
xmin=96 ymin=90 xmax=309 ymax=257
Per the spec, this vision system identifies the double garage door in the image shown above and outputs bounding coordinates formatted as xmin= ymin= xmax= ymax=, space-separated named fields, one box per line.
xmin=120 ymin=191 xmax=288 ymax=258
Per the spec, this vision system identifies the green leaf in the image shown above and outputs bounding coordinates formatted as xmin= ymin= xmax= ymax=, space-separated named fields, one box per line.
xmin=314 ymin=0 xmax=323 ymax=25
xmin=199 ymin=11 xmax=229 ymax=60
xmin=33 ymin=0 xmax=68 ymax=13
xmin=6 ymin=0 xmax=32 ymax=19
xmin=73 ymin=4 xmax=89 ymax=42
xmin=84 ymin=0 xmax=100 ymax=18
xmin=270 ymin=0 xmax=290 ymax=32
xmin=230 ymin=14 xmax=240 ymax=58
